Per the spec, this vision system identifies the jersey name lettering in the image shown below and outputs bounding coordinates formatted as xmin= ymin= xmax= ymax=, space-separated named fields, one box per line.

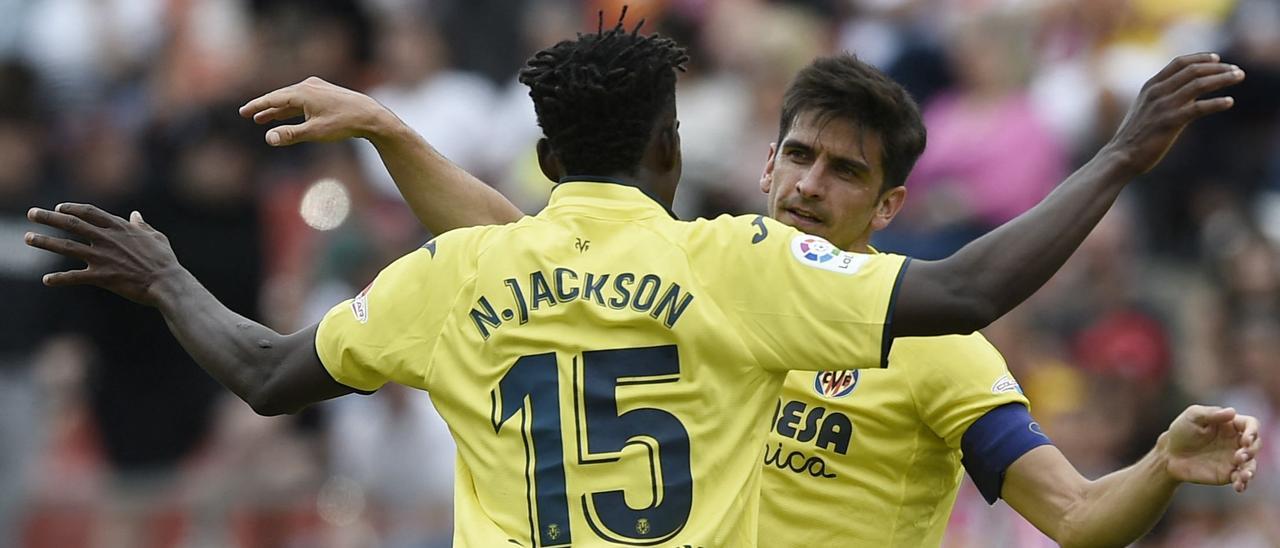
xmin=470 ymin=269 xmax=697 ymax=339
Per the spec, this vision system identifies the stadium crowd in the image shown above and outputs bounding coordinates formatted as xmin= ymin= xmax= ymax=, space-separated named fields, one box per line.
xmin=0 ymin=0 xmax=1277 ymax=546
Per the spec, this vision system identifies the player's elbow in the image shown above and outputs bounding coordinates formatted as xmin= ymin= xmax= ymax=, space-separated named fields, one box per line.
xmin=1054 ymin=526 xmax=1107 ymax=548
xmin=249 ymin=400 xmax=293 ymax=417
xmin=1043 ymin=516 xmax=1077 ymax=548
xmin=246 ymin=385 xmax=302 ymax=417
xmin=246 ymin=393 xmax=291 ymax=416
xmin=1056 ymin=536 xmax=1092 ymax=548
xmin=1042 ymin=489 xmax=1099 ymax=548
xmin=1054 ymin=518 xmax=1136 ymax=548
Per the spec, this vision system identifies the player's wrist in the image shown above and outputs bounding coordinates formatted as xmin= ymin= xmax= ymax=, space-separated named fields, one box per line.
xmin=1152 ymin=432 xmax=1184 ymax=487
xmin=360 ymin=104 xmax=409 ymax=144
xmin=1094 ymin=144 xmax=1146 ymax=182
xmin=147 ymin=266 xmax=199 ymax=311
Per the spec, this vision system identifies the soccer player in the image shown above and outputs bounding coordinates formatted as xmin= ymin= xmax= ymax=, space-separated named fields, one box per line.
xmin=33 ymin=22 xmax=1251 ymax=548
xmin=243 ymin=41 xmax=1262 ymax=548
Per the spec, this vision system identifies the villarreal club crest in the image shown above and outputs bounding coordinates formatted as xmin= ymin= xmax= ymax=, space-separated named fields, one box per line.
xmin=814 ymin=370 xmax=859 ymax=399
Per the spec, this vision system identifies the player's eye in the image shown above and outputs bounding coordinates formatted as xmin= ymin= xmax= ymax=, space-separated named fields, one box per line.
xmin=785 ymin=148 xmax=812 ymax=163
xmin=832 ymin=161 xmax=866 ymax=182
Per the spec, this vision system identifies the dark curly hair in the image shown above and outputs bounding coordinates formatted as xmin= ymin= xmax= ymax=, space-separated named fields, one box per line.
xmin=519 ymin=8 xmax=689 ymax=176
xmin=778 ymin=54 xmax=926 ymax=190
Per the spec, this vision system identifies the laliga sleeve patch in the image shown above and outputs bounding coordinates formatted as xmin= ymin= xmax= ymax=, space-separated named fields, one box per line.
xmin=790 ymin=234 xmax=871 ymax=275
xmin=351 ymin=282 xmax=373 ymax=324
xmin=991 ymin=374 xmax=1023 ymax=395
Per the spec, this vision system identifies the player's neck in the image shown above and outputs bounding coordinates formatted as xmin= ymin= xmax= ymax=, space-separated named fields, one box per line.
xmin=559 ymin=173 xmax=677 ymax=212
xmin=842 ymin=234 xmax=873 ymax=253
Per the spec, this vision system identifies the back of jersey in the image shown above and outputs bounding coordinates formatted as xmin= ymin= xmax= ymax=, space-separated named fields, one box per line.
xmin=314 ymin=182 xmax=907 ymax=547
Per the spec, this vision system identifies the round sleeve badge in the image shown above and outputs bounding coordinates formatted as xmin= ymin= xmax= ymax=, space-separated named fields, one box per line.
xmin=790 ymin=234 xmax=872 ymax=275
xmin=799 ymin=237 xmax=837 ymax=262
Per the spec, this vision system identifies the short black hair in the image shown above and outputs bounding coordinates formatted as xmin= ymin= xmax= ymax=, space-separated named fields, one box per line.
xmin=519 ymin=8 xmax=688 ymax=176
xmin=778 ymin=54 xmax=926 ymax=190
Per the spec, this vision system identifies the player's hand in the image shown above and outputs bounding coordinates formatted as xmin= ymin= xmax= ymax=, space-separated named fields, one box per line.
xmin=25 ymin=204 xmax=186 ymax=307
xmin=1102 ymin=52 xmax=1245 ymax=177
xmin=1162 ymin=405 xmax=1261 ymax=492
xmin=238 ymin=77 xmax=394 ymax=147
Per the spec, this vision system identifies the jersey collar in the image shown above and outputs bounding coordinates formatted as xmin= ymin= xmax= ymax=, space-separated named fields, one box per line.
xmin=545 ymin=176 xmax=679 ymax=220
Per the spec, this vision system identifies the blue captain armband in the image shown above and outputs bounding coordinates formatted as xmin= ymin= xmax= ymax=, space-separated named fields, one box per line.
xmin=960 ymin=403 xmax=1053 ymax=504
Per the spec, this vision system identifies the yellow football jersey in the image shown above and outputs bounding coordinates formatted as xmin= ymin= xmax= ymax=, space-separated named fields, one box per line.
xmin=315 ymin=181 xmax=909 ymax=547
xmin=758 ymin=331 xmax=1029 ymax=547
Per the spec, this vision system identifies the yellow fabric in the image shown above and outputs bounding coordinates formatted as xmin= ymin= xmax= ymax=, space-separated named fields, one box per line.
xmin=759 ymin=332 xmax=1030 ymax=547
xmin=315 ymin=181 xmax=907 ymax=547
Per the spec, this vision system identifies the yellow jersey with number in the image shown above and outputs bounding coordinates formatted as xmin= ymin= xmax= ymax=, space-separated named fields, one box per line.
xmin=314 ymin=180 xmax=908 ymax=547
xmin=759 ymin=331 xmax=1029 ymax=547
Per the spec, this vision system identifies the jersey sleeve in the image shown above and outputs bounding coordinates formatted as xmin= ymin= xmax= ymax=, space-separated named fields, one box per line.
xmin=903 ymin=333 xmax=1032 ymax=449
xmin=708 ymin=215 xmax=909 ymax=372
xmin=903 ymin=334 xmax=1049 ymax=503
xmin=315 ymin=236 xmax=474 ymax=393
xmin=960 ymin=402 xmax=1053 ymax=503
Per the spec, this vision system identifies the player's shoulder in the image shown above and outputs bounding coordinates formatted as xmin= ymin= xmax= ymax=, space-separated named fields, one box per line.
xmin=682 ymin=214 xmax=826 ymax=262
xmin=891 ymin=332 xmax=1007 ymax=374
xmin=896 ymin=332 xmax=1034 ymax=422
xmin=684 ymin=213 xmax=791 ymax=240
xmin=684 ymin=215 xmax=909 ymax=281
xmin=893 ymin=332 xmax=1028 ymax=402
xmin=426 ymin=217 xmax=538 ymax=260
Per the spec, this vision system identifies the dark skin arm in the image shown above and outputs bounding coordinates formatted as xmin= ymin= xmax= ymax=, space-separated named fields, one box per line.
xmin=24 ymin=205 xmax=348 ymax=415
xmin=30 ymin=54 xmax=1237 ymax=418
xmin=890 ymin=52 xmax=1244 ymax=337
xmin=241 ymin=54 xmax=1245 ymax=341
xmin=238 ymin=77 xmax=524 ymax=234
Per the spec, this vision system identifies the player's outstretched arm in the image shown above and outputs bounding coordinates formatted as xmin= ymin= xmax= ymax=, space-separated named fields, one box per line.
xmin=1002 ymin=405 xmax=1261 ymax=547
xmin=890 ymin=53 xmax=1244 ymax=337
xmin=24 ymin=204 xmax=352 ymax=415
xmin=239 ymin=77 xmax=524 ymax=233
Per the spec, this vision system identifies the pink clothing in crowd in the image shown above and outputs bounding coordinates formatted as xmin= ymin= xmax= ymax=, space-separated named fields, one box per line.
xmin=907 ymin=92 xmax=1068 ymax=227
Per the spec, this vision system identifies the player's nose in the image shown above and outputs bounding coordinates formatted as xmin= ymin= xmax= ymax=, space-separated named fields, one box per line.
xmin=794 ymin=166 xmax=827 ymax=199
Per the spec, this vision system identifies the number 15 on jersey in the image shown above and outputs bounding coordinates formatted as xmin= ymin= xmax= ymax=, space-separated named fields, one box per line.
xmin=491 ymin=345 xmax=694 ymax=546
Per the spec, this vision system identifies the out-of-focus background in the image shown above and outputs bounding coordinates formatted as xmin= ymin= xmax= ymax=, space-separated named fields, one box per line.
xmin=1 ymin=0 xmax=1277 ymax=546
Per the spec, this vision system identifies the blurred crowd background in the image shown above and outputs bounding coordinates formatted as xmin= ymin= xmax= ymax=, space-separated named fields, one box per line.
xmin=1 ymin=0 xmax=1278 ymax=546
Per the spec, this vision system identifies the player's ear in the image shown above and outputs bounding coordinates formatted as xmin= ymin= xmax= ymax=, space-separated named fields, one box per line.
xmin=869 ymin=184 xmax=907 ymax=232
xmin=537 ymin=138 xmax=565 ymax=182
xmin=656 ymin=119 xmax=679 ymax=172
xmin=760 ymin=143 xmax=778 ymax=195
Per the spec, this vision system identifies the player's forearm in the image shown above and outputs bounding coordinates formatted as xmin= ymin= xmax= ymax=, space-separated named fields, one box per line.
xmin=894 ymin=152 xmax=1134 ymax=336
xmin=1055 ymin=440 xmax=1180 ymax=547
xmin=954 ymin=149 xmax=1135 ymax=317
xmin=923 ymin=152 xmax=1133 ymax=331
xmin=366 ymin=114 xmax=524 ymax=234
xmin=149 ymin=268 xmax=315 ymax=415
